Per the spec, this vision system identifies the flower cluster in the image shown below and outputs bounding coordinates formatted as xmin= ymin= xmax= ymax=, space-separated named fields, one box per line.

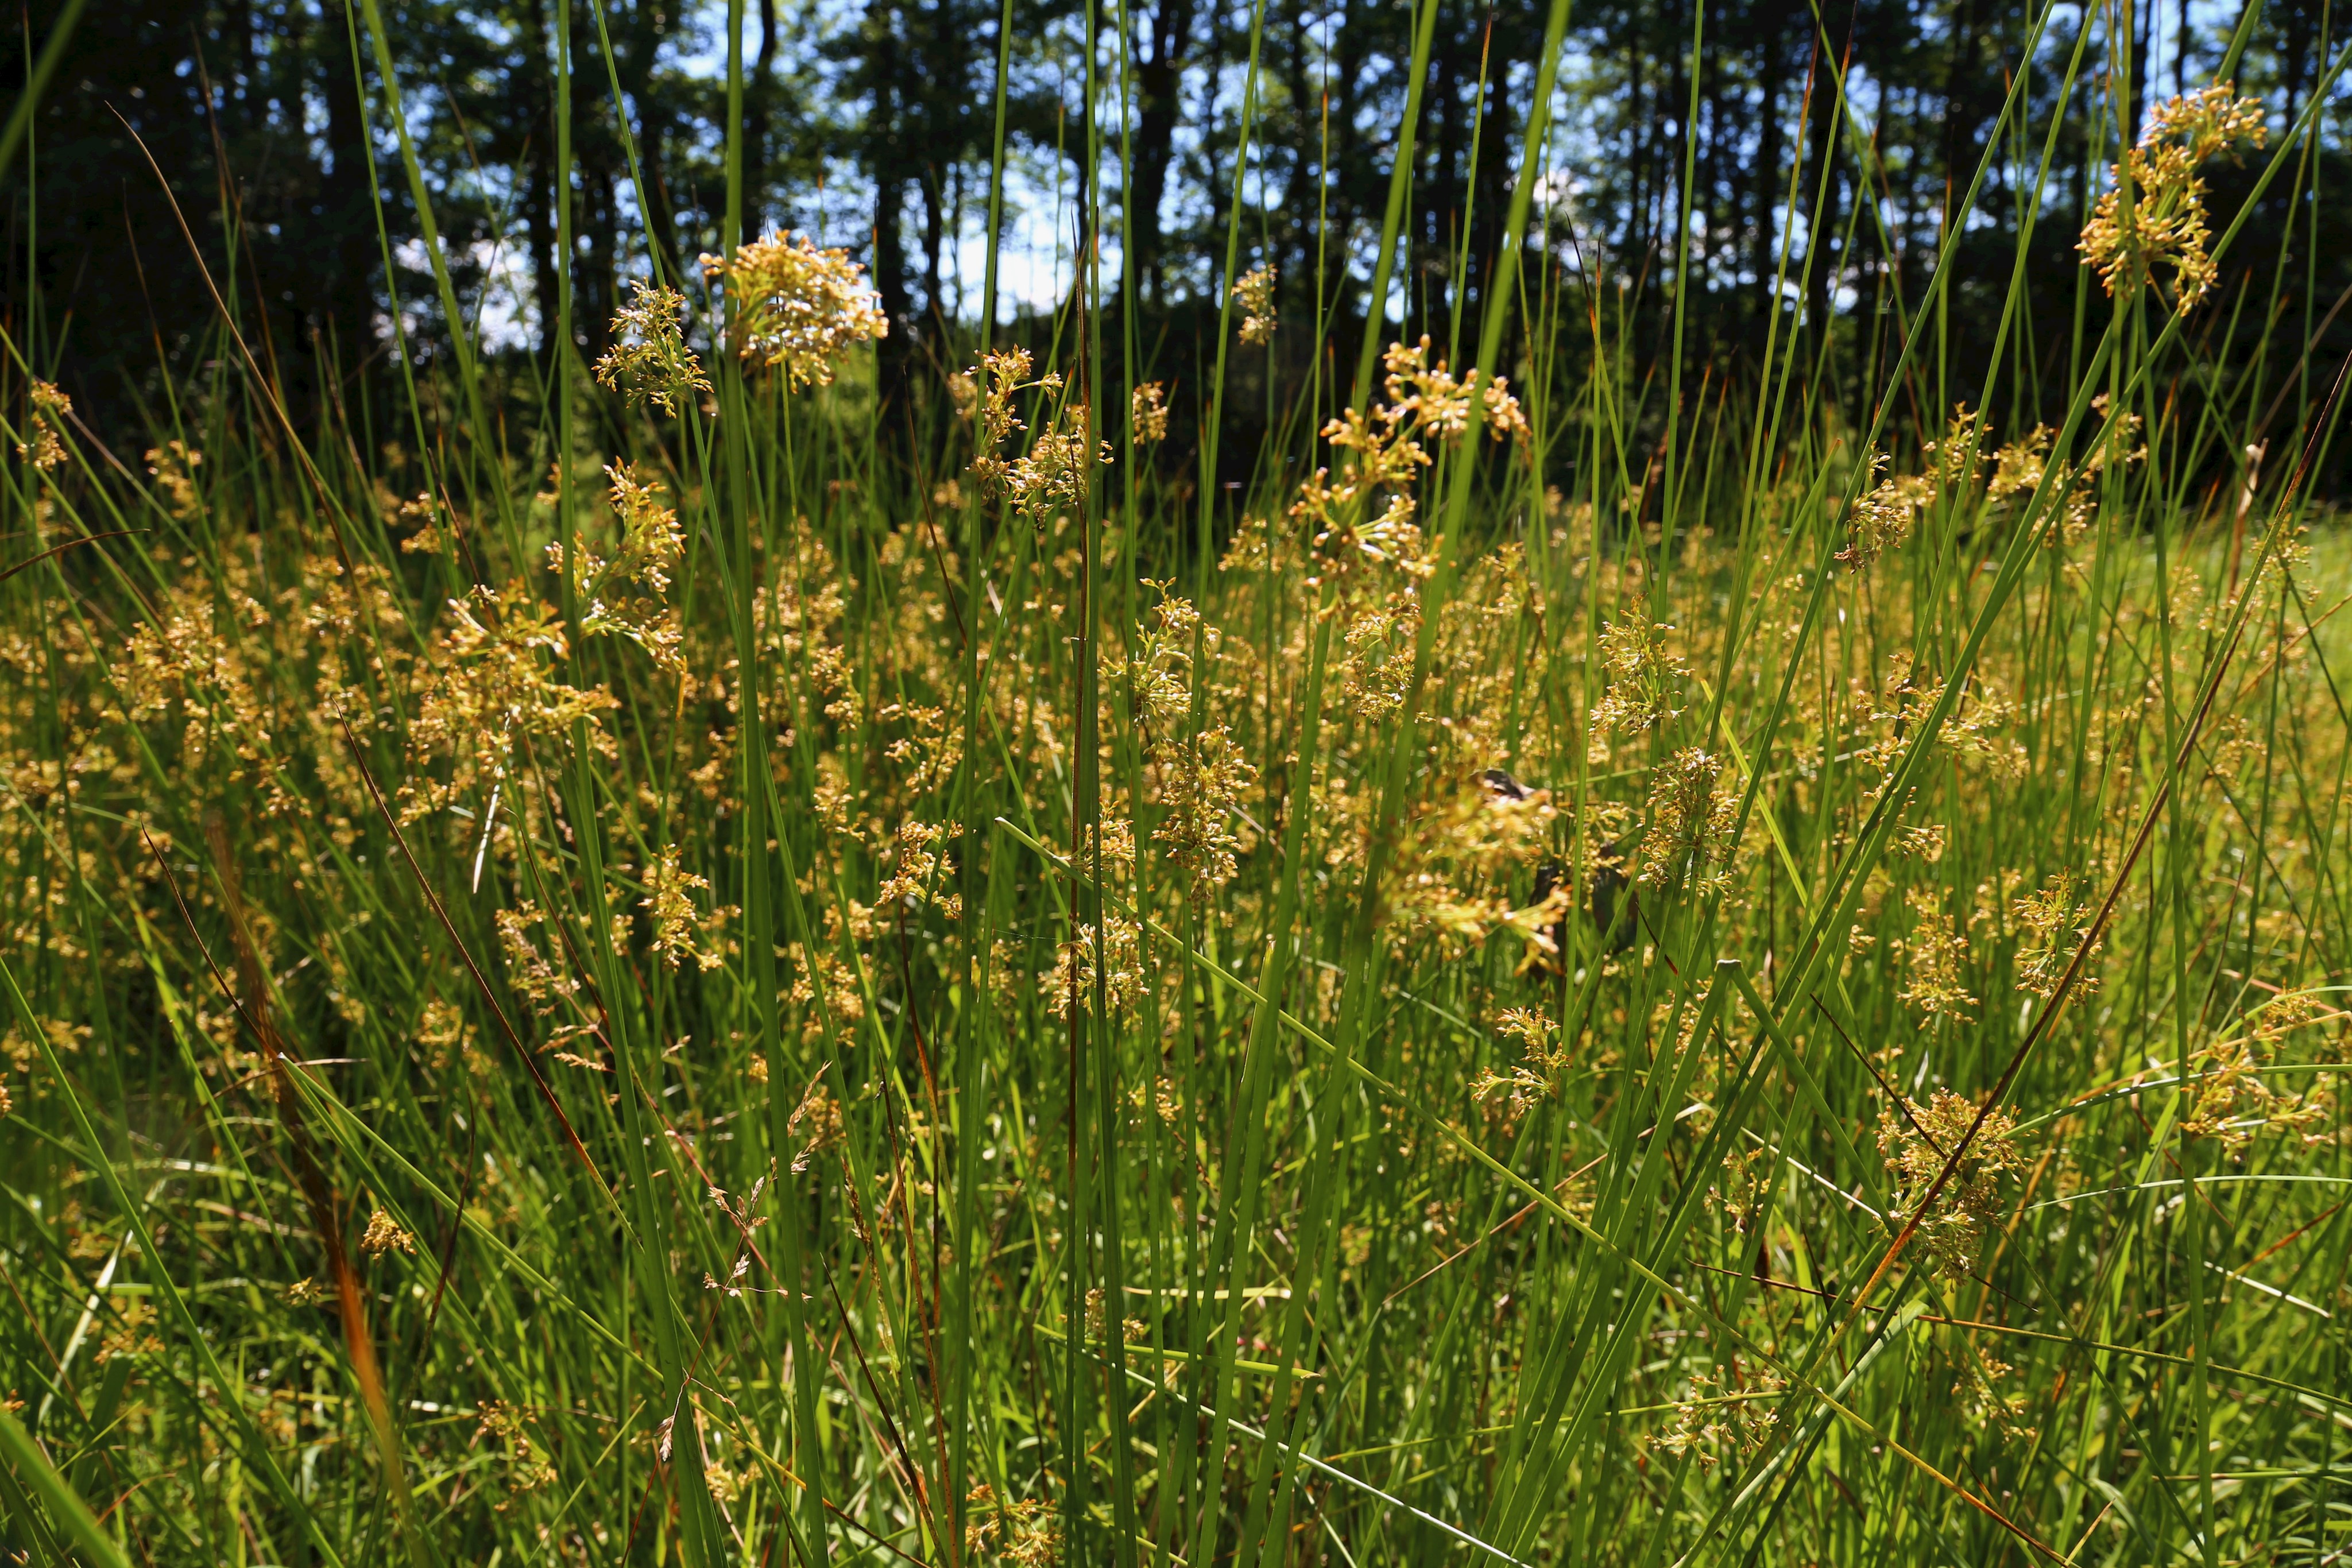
xmin=1233 ymin=264 xmax=1278 ymax=345
xmin=965 ymin=1483 xmax=1060 ymax=1568
xmin=1339 ymin=599 xmax=1421 ymax=720
xmin=965 ymin=348 xmax=1111 ymax=526
xmin=641 ymin=846 xmax=725 ymax=970
xmin=1131 ymin=380 xmax=1170 ymax=444
xmin=702 ymin=232 xmax=889 ymax=388
xmin=1290 ymin=337 xmax=1527 ymax=583
xmin=361 ymin=1207 xmax=417 ymax=1257
xmin=1045 ymin=914 xmax=1142 ymax=1020
xmin=146 ymin=440 xmax=204 ymax=517
xmin=548 ymin=462 xmax=688 ymax=673
xmin=1837 ymin=406 xmax=1982 ymax=572
xmin=1662 ymin=1362 xmax=1786 ymax=1468
xmin=876 ymin=818 xmax=962 ymax=919
xmin=594 ymin=279 xmax=711 ymax=415
xmin=1470 ymin=1007 xmax=1571 ymax=1114
xmin=1896 ymin=887 xmax=1978 ymax=1021
xmin=2180 ymin=990 xmax=2336 ymax=1148
xmin=1982 ymin=398 xmax=2145 ymax=554
xmin=1383 ymin=771 xmax=1562 ymax=958
xmin=1005 ymin=399 xmax=1108 ymax=524
xmin=1640 ymin=747 xmax=1739 ymax=897
xmin=1128 ymin=590 xmax=1198 ymax=728
xmin=1877 ymin=1089 xmax=2025 ymax=1279
xmin=787 ymin=1082 xmax=845 ymax=1171
xmin=2080 ymin=85 xmax=2266 ymax=313
xmin=475 ymin=1400 xmax=558 ymax=1493
xmin=1153 ymin=727 xmax=1256 ymax=889
xmin=400 ymin=584 xmax=621 ymax=822
xmin=1588 ymin=595 xmax=1688 ymax=740
xmin=2012 ymin=870 xmax=2102 ymax=1000
xmin=16 ymin=380 xmax=70 ymax=472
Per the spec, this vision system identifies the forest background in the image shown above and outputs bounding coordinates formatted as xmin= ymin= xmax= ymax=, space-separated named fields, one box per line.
xmin=10 ymin=0 xmax=2352 ymax=470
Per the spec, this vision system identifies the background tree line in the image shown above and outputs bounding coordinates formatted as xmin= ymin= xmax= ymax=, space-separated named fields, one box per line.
xmin=6 ymin=0 xmax=2350 ymax=475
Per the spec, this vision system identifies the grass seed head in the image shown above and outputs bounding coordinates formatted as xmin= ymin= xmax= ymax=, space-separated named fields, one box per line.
xmin=1471 ymin=1006 xmax=1570 ymax=1114
xmin=1877 ymin=1089 xmax=2025 ymax=1279
xmin=361 ymin=1208 xmax=417 ymax=1257
xmin=145 ymin=439 xmax=204 ymax=518
xmin=1590 ymin=597 xmax=1689 ymax=738
xmin=17 ymin=380 xmax=69 ymax=471
xmin=1131 ymin=380 xmax=1170 ymax=444
xmin=549 ymin=462 xmax=689 ymax=673
xmin=1836 ymin=464 xmax=1929 ymax=572
xmin=1047 ymin=915 xmax=1143 ymax=1020
xmin=1233 ymin=263 xmax=1278 ymax=344
xmin=704 ymin=232 xmax=889 ymax=387
xmin=966 ymin=1484 xmax=1060 ymax=1567
xmin=2013 ymin=870 xmax=2103 ymax=999
xmin=2079 ymin=84 xmax=2265 ymax=313
xmin=1640 ymin=747 xmax=1739 ymax=896
xmin=1662 ymin=1362 xmax=1786 ymax=1468
xmin=594 ymin=279 xmax=711 ymax=416
xmin=1896 ymin=888 xmax=1979 ymax=1021
xmin=401 ymin=584 xmax=621 ymax=822
xmin=1291 ymin=340 xmax=1525 ymax=584
xmin=1151 ymin=726 xmax=1256 ymax=888
xmin=1710 ymin=1145 xmax=1773 ymax=1232
xmin=2182 ymin=995 xmax=2334 ymax=1148
xmin=787 ymin=1083 xmax=845 ymax=1172
xmin=1004 ymin=397 xmax=1110 ymax=529
xmin=1987 ymin=425 xmax=2053 ymax=500
xmin=641 ymin=847 xmax=722 ymax=970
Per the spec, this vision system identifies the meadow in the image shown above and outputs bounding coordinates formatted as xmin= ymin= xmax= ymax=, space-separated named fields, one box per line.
xmin=3 ymin=3 xmax=2352 ymax=1565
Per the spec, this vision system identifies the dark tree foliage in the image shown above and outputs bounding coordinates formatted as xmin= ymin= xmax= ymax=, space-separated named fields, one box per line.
xmin=3 ymin=2 xmax=385 ymax=428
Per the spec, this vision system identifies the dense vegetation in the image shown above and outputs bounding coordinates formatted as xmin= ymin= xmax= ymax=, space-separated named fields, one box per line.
xmin=3 ymin=1 xmax=2351 ymax=1566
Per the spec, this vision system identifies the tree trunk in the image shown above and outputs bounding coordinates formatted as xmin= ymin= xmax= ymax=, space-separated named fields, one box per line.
xmin=522 ymin=0 xmax=561 ymax=358
xmin=1128 ymin=0 xmax=1197 ymax=311
xmin=320 ymin=3 xmax=381 ymax=388
xmin=585 ymin=162 xmax=621 ymax=363
xmin=746 ymin=0 xmax=778 ymax=233
xmin=920 ymin=164 xmax=945 ymax=340
xmin=1804 ymin=30 xmax=1842 ymax=361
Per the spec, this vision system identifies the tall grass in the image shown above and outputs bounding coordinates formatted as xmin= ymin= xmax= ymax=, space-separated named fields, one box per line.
xmin=4 ymin=1 xmax=2352 ymax=1565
